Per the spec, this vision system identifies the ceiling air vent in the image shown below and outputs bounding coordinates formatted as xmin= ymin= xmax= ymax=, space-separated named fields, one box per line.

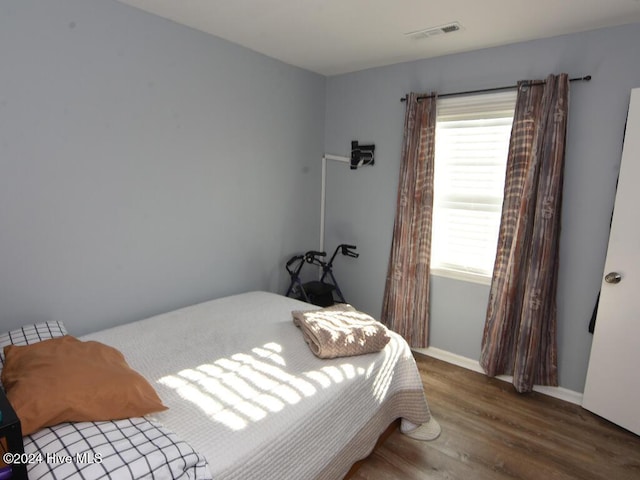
xmin=404 ymin=22 xmax=463 ymax=40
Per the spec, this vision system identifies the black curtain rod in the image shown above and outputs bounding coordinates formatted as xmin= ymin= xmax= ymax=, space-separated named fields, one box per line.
xmin=400 ymin=75 xmax=592 ymax=102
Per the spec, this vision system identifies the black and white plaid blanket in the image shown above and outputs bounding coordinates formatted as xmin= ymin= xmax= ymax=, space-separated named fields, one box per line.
xmin=24 ymin=418 xmax=211 ymax=480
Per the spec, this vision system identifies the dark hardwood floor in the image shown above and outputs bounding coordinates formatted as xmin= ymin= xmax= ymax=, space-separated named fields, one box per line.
xmin=350 ymin=353 xmax=640 ymax=480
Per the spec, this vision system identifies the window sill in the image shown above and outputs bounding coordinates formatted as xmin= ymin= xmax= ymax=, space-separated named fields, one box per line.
xmin=430 ymin=267 xmax=492 ymax=286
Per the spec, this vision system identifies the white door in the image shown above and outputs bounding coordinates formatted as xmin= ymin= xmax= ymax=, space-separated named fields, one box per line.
xmin=583 ymin=88 xmax=640 ymax=436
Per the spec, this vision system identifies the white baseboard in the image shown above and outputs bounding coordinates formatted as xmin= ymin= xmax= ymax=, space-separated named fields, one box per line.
xmin=414 ymin=347 xmax=583 ymax=406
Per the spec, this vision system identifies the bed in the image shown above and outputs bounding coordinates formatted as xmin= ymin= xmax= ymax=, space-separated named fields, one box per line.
xmin=1 ymin=291 xmax=438 ymax=479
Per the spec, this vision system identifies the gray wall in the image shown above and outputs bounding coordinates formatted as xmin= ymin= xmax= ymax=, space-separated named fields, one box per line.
xmin=0 ymin=0 xmax=325 ymax=335
xmin=324 ymin=23 xmax=640 ymax=393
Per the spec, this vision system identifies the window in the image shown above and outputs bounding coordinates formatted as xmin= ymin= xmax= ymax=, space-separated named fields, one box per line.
xmin=431 ymin=91 xmax=517 ymax=285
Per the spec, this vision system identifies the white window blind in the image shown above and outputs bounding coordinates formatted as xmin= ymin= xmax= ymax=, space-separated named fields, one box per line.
xmin=431 ymin=91 xmax=517 ymax=284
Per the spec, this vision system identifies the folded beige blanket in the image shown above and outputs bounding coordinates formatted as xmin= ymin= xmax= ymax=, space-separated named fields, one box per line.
xmin=292 ymin=304 xmax=390 ymax=359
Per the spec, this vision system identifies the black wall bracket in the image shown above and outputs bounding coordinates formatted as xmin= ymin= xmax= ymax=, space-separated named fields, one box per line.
xmin=350 ymin=140 xmax=375 ymax=170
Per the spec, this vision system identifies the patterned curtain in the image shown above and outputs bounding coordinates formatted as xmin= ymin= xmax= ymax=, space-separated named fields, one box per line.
xmin=381 ymin=92 xmax=437 ymax=348
xmin=480 ymin=74 xmax=569 ymax=393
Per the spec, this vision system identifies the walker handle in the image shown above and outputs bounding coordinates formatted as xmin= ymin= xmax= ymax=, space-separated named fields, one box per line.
xmin=340 ymin=244 xmax=359 ymax=258
xmin=286 ymin=255 xmax=305 ymax=274
xmin=304 ymin=251 xmax=327 ymax=264
xmin=286 ymin=255 xmax=304 ymax=267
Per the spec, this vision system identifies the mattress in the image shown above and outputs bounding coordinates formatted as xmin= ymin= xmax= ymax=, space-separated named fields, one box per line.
xmin=82 ymin=291 xmax=433 ymax=479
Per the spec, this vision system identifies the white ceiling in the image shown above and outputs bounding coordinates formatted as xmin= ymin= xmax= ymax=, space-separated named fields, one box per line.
xmin=115 ymin=0 xmax=640 ymax=76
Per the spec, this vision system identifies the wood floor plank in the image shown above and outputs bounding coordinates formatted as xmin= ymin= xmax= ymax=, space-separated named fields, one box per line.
xmin=350 ymin=353 xmax=640 ymax=479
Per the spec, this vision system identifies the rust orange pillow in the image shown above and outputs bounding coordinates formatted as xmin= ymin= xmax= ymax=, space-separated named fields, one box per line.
xmin=1 ymin=335 xmax=167 ymax=435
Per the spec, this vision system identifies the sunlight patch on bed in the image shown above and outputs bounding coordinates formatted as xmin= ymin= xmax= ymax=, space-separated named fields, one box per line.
xmin=196 ymin=365 xmax=259 ymax=399
xmin=341 ymin=363 xmax=357 ymax=379
xmin=157 ymin=340 xmax=383 ymax=432
xmin=303 ymin=370 xmax=332 ymax=388
xmin=372 ymin=336 xmax=400 ymax=402
xmin=179 ymin=369 xmax=245 ymax=407
xmin=253 ymin=393 xmax=285 ymax=412
xmin=321 ymin=365 xmax=344 ymax=383
xmin=214 ymin=410 xmax=247 ymax=431
xmin=215 ymin=357 xmax=242 ymax=372
xmin=263 ymin=342 xmax=282 ymax=353
xmin=158 ymin=376 xmax=222 ymax=414
xmin=252 ymin=346 xmax=286 ymax=366
xmin=231 ymin=352 xmax=317 ymax=397
xmin=158 ymin=375 xmax=248 ymax=430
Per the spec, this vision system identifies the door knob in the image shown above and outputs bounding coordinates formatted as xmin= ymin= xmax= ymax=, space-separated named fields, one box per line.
xmin=604 ymin=272 xmax=622 ymax=284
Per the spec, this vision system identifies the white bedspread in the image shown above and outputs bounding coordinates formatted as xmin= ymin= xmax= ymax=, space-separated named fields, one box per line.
xmin=83 ymin=291 xmax=432 ymax=479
